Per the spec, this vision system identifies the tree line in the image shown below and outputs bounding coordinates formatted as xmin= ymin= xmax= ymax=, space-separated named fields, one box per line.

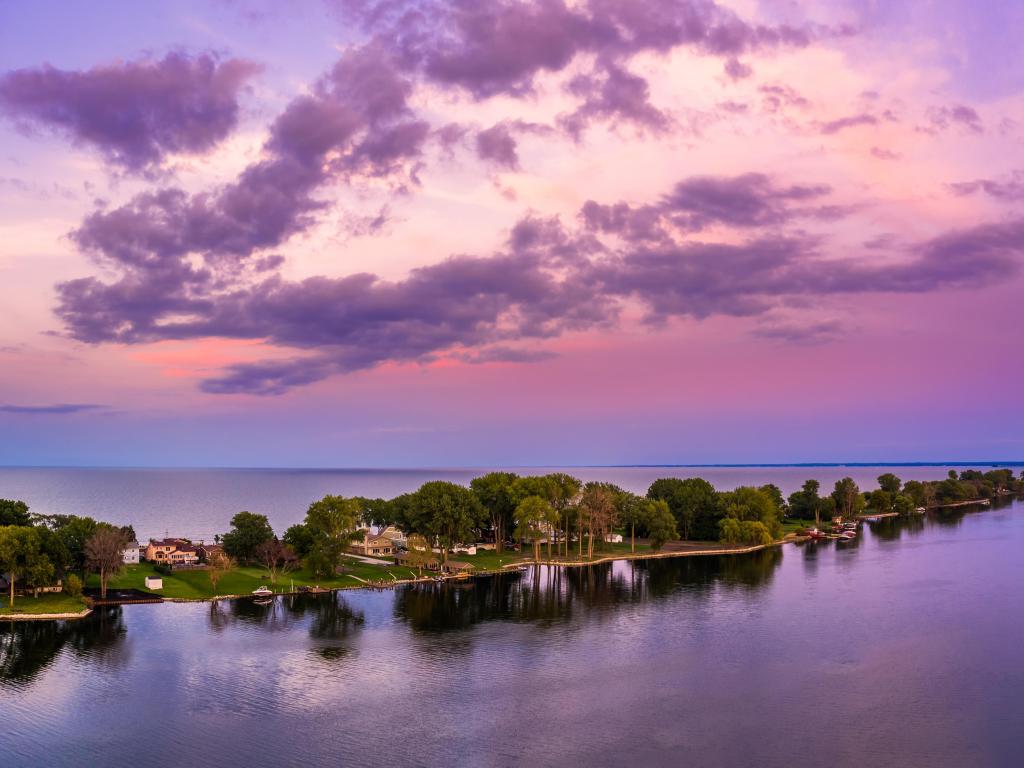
xmin=0 ymin=499 xmax=136 ymax=604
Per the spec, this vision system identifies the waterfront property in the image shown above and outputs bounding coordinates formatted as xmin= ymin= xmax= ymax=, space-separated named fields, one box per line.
xmin=350 ymin=532 xmax=396 ymax=557
xmin=122 ymin=540 xmax=141 ymax=564
xmin=145 ymin=538 xmax=200 ymax=566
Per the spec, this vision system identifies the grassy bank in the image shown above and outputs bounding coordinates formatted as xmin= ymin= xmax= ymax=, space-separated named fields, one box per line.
xmin=86 ymin=556 xmax=425 ymax=600
xmin=0 ymin=592 xmax=88 ymax=617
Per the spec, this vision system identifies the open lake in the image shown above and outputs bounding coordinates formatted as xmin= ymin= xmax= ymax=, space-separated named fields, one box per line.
xmin=1 ymin=470 xmax=1022 ymax=766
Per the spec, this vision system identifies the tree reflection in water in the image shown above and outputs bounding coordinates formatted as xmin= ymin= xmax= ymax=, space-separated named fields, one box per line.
xmin=394 ymin=549 xmax=784 ymax=634
xmin=0 ymin=606 xmax=127 ymax=687
xmin=207 ymin=592 xmax=364 ymax=659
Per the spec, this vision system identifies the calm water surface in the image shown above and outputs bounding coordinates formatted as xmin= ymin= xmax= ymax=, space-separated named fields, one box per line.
xmin=2 ymin=498 xmax=1023 ymax=767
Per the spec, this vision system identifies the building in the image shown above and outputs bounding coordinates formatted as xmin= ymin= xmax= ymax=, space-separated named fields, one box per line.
xmin=350 ymin=532 xmax=396 ymax=557
xmin=394 ymin=551 xmax=440 ymax=571
xmin=377 ymin=525 xmax=407 ymax=548
xmin=122 ymin=541 xmax=141 ymax=564
xmin=197 ymin=542 xmax=225 ymax=563
xmin=144 ymin=576 xmax=163 ymax=590
xmin=145 ymin=538 xmax=200 ymax=566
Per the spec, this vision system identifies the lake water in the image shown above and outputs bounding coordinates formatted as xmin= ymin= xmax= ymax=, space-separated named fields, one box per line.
xmin=0 ymin=464 xmax=1013 ymax=541
xmin=2 ymin=492 xmax=1022 ymax=767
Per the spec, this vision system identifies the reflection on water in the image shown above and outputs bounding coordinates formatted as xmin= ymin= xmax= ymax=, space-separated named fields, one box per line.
xmin=0 ymin=606 xmax=126 ymax=688
xmin=2 ymin=506 xmax=1023 ymax=768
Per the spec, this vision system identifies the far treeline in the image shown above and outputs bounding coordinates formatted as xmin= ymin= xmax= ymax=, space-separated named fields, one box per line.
xmin=218 ymin=468 xmax=1024 ymax=575
xmin=3 ymin=469 xmax=1021 ymax=602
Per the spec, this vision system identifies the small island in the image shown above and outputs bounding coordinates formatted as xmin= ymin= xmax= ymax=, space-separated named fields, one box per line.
xmin=3 ymin=468 xmax=1021 ymax=618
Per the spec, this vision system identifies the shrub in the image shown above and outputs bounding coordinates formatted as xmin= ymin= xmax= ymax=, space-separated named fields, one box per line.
xmin=64 ymin=573 xmax=83 ymax=597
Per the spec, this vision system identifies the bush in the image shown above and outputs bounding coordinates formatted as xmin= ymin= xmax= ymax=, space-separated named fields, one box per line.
xmin=64 ymin=573 xmax=83 ymax=598
xmin=153 ymin=562 xmax=172 ymax=575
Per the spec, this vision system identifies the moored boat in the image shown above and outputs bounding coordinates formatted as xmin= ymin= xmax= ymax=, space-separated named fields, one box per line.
xmin=252 ymin=586 xmax=273 ymax=597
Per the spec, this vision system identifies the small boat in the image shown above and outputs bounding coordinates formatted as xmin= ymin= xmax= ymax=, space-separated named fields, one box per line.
xmin=251 ymin=586 xmax=273 ymax=597
xmin=806 ymin=528 xmax=826 ymax=540
xmin=838 ymin=531 xmax=856 ymax=541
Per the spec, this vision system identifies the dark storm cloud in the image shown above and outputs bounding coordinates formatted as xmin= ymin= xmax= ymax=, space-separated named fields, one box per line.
xmin=0 ymin=53 xmax=260 ymax=173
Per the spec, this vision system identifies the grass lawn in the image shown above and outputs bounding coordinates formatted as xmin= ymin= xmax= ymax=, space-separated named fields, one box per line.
xmin=454 ymin=540 xmax=660 ymax=571
xmin=0 ymin=592 xmax=88 ymax=616
xmin=781 ymin=518 xmax=822 ymax=535
xmin=87 ymin=557 xmax=421 ymax=600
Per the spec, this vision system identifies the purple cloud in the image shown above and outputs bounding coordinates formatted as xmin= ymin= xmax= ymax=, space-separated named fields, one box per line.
xmin=55 ymin=171 xmax=1024 ymax=394
xmin=925 ymin=104 xmax=983 ymax=134
xmin=950 ymin=170 xmax=1024 ymax=201
xmin=62 ymin=44 xmax=428 ymax=340
xmin=339 ymin=0 xmax=825 ymax=136
xmin=819 ymin=113 xmax=878 ymax=134
xmin=0 ymin=403 xmax=106 ymax=415
xmin=0 ymin=52 xmax=260 ymax=173
xmin=476 ymin=123 xmax=520 ymax=169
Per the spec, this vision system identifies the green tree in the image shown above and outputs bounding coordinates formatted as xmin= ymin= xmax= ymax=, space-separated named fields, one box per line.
xmin=283 ymin=523 xmax=315 ymax=558
xmin=788 ymin=479 xmax=823 ymax=525
xmin=877 ymin=473 xmax=902 ymax=495
xmin=63 ymin=573 xmax=83 ymax=598
xmin=647 ymin=477 xmax=719 ymax=540
xmin=471 ymin=471 xmax=520 ymax=554
xmin=831 ymin=477 xmax=865 ymax=520
xmin=413 ymin=482 xmax=484 ymax=563
xmin=645 ymin=500 xmax=678 ymax=551
xmin=222 ymin=511 xmax=275 ymax=564
xmin=579 ymin=483 xmax=617 ymax=559
xmin=618 ymin=492 xmax=648 ymax=552
xmin=0 ymin=526 xmax=54 ymax=606
xmin=304 ymin=495 xmax=361 ymax=575
xmin=718 ymin=486 xmax=783 ymax=540
xmin=542 ymin=473 xmax=582 ymax=557
xmin=867 ymin=489 xmax=893 ymax=514
xmin=0 ymin=499 xmax=31 ymax=527
xmin=902 ymin=480 xmax=930 ymax=509
xmin=404 ymin=533 xmax=435 ymax=576
xmin=514 ymin=495 xmax=553 ymax=562
xmin=892 ymin=494 xmax=916 ymax=516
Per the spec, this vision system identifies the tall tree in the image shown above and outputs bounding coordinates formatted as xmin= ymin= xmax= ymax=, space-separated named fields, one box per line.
xmin=0 ymin=526 xmax=54 ymax=606
xmin=85 ymin=525 xmax=129 ymax=599
xmin=831 ymin=477 xmax=865 ymax=520
xmin=618 ymin=493 xmax=648 ymax=552
xmin=0 ymin=499 xmax=31 ymax=527
xmin=645 ymin=500 xmax=678 ymax=551
xmin=514 ymin=495 xmax=553 ymax=562
xmin=877 ymin=473 xmax=902 ymax=495
xmin=579 ymin=483 xmax=617 ymax=559
xmin=304 ymin=495 xmax=361 ymax=575
xmin=647 ymin=477 xmax=719 ymax=540
xmin=413 ymin=482 xmax=484 ymax=564
xmin=542 ymin=473 xmax=582 ymax=557
xmin=221 ymin=511 xmax=274 ymax=565
xmin=788 ymin=479 xmax=823 ymax=525
xmin=718 ymin=486 xmax=783 ymax=540
xmin=471 ymin=471 xmax=520 ymax=554
xmin=207 ymin=549 xmax=234 ymax=592
xmin=255 ymin=539 xmax=296 ymax=584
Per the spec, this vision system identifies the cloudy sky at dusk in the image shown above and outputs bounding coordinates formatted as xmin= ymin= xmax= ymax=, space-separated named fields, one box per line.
xmin=1 ymin=0 xmax=1022 ymax=467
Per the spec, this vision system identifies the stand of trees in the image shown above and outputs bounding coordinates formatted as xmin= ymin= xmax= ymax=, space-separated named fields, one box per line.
xmin=0 ymin=501 xmax=138 ymax=605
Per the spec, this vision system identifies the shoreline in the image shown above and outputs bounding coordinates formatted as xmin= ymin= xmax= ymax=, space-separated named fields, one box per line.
xmin=1 ymin=607 xmax=93 ymax=622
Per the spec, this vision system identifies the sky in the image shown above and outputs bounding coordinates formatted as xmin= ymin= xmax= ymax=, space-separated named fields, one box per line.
xmin=0 ymin=0 xmax=1022 ymax=467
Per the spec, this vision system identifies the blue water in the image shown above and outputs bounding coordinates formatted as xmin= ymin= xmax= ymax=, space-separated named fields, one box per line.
xmin=2 ymin=497 xmax=1022 ymax=767
xmin=0 ymin=464 xmax=1005 ymax=541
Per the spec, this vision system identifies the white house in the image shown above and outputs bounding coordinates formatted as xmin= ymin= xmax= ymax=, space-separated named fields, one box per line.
xmin=604 ymin=533 xmax=623 ymax=544
xmin=122 ymin=541 xmax=141 ymax=564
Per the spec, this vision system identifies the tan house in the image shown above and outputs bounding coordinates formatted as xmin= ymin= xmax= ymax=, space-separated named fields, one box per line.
xmin=145 ymin=538 xmax=200 ymax=566
xmin=350 ymin=532 xmax=396 ymax=557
